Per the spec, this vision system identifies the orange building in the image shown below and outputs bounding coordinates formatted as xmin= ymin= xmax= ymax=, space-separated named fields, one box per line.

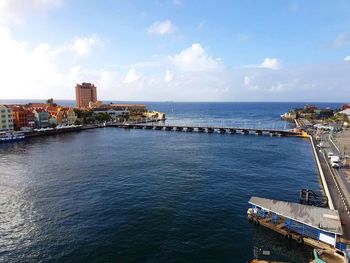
xmin=75 ymin=82 xmax=97 ymax=108
xmin=10 ymin=106 xmax=36 ymax=130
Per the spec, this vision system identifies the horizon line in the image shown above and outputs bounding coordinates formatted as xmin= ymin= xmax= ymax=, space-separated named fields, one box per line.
xmin=0 ymin=99 xmax=348 ymax=104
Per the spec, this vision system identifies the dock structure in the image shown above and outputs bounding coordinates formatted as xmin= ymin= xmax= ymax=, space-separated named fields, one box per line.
xmin=115 ymin=123 xmax=307 ymax=137
xmin=248 ymin=197 xmax=349 ymax=262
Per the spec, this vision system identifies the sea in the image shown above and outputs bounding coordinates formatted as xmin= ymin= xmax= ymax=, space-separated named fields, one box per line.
xmin=0 ymin=101 xmax=343 ymax=263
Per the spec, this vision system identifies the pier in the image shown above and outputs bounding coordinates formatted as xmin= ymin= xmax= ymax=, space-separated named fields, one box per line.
xmin=113 ymin=123 xmax=307 ymax=137
xmin=248 ymin=196 xmax=349 ymax=262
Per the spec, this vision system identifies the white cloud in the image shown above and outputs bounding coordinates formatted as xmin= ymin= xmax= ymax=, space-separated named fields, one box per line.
xmin=169 ymin=43 xmax=223 ymax=72
xmin=1 ymin=29 xmax=350 ymax=102
xmin=0 ymin=0 xmax=61 ymax=24
xmin=70 ymin=35 xmax=103 ymax=56
xmin=259 ymin=57 xmax=281 ymax=70
xmin=0 ymin=25 xmax=105 ymax=99
xmin=344 ymin=56 xmax=350 ymax=61
xmin=165 ymin=70 xmax=173 ymax=82
xmin=147 ymin=20 xmax=176 ymax=35
xmin=244 ymin=57 xmax=281 ymax=70
xmin=124 ymin=68 xmax=140 ymax=84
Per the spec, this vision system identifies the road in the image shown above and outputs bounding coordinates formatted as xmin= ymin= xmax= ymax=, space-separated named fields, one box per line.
xmin=315 ymin=132 xmax=350 ymax=240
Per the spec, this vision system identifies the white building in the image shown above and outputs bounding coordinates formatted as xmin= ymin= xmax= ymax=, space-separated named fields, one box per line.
xmin=338 ymin=108 xmax=350 ymax=119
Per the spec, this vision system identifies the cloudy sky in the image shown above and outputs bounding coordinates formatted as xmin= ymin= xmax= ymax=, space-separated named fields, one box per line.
xmin=1 ymin=0 xmax=350 ymax=102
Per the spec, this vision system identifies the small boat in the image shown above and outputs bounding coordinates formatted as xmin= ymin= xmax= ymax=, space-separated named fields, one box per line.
xmin=0 ymin=132 xmax=26 ymax=143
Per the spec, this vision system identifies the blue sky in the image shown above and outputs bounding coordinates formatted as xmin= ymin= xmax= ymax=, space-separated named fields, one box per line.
xmin=1 ymin=0 xmax=350 ymax=101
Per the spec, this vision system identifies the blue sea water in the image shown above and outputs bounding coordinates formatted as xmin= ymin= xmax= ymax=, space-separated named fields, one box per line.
xmin=0 ymin=102 xmax=342 ymax=262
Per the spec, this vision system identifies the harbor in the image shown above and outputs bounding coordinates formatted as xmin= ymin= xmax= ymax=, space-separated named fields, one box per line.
xmin=0 ymin=115 xmax=322 ymax=262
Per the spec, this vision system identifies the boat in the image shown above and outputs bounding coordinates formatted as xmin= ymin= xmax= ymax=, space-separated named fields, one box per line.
xmin=0 ymin=132 xmax=26 ymax=143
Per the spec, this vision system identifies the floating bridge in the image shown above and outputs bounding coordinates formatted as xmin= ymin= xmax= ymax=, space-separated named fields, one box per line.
xmin=113 ymin=122 xmax=306 ymax=137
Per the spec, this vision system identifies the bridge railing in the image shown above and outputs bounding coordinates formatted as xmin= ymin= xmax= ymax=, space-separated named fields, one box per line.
xmin=127 ymin=120 xmax=294 ymax=132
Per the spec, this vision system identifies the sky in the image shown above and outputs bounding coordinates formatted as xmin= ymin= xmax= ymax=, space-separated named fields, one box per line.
xmin=0 ymin=0 xmax=350 ymax=102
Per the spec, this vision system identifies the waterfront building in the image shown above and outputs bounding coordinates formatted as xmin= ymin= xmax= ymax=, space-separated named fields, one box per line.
xmin=33 ymin=109 xmax=49 ymax=128
xmin=314 ymin=109 xmax=334 ymax=119
xmin=46 ymin=106 xmax=68 ymax=125
xmin=281 ymin=110 xmax=297 ymax=120
xmin=92 ymin=108 xmax=129 ymax=121
xmin=28 ymin=103 xmax=48 ymax=109
xmin=48 ymin=116 xmax=57 ymax=126
xmin=75 ymin=82 xmax=97 ymax=108
xmin=66 ymin=108 xmax=77 ymax=125
xmin=341 ymin=104 xmax=350 ymax=111
xmin=46 ymin=106 xmax=60 ymax=116
xmin=303 ymin=104 xmax=318 ymax=112
xmin=88 ymin=101 xmax=103 ymax=108
xmin=339 ymin=109 xmax=350 ymax=119
xmin=0 ymin=105 xmax=14 ymax=131
xmin=11 ymin=106 xmax=36 ymax=130
xmin=53 ymin=110 xmax=67 ymax=125
xmin=144 ymin=111 xmax=166 ymax=120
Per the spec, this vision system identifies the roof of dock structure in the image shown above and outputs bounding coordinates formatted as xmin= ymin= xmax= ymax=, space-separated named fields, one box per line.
xmin=249 ymin=196 xmax=343 ymax=235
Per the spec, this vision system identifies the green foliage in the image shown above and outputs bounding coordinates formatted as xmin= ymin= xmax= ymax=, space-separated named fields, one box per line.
xmin=95 ymin=112 xmax=111 ymax=122
xmin=46 ymin=98 xmax=57 ymax=107
xmin=333 ymin=113 xmax=349 ymax=122
xmin=85 ymin=116 xmax=95 ymax=124
xmin=74 ymin=109 xmax=93 ymax=123
xmin=74 ymin=119 xmax=82 ymax=125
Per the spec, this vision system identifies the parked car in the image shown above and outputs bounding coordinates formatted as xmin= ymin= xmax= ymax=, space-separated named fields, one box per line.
xmin=328 ymin=152 xmax=334 ymax=159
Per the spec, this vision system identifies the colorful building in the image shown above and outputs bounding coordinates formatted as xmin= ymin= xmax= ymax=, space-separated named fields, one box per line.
xmin=0 ymin=105 xmax=14 ymax=131
xmin=66 ymin=108 xmax=77 ymax=125
xmin=11 ymin=106 xmax=36 ymax=130
xmin=75 ymin=82 xmax=97 ymax=108
xmin=56 ymin=110 xmax=68 ymax=125
xmin=33 ymin=109 xmax=49 ymax=128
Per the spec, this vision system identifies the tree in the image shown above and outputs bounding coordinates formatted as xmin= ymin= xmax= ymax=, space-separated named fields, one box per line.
xmin=46 ymin=98 xmax=57 ymax=107
xmin=95 ymin=112 xmax=111 ymax=122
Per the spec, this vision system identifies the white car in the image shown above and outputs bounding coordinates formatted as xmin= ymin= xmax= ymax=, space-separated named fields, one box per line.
xmin=330 ymin=155 xmax=340 ymax=162
xmin=331 ymin=161 xmax=340 ymax=169
xmin=328 ymin=152 xmax=334 ymax=159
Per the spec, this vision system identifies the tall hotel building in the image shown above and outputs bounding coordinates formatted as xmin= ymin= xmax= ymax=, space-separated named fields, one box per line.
xmin=75 ymin=82 xmax=97 ymax=108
